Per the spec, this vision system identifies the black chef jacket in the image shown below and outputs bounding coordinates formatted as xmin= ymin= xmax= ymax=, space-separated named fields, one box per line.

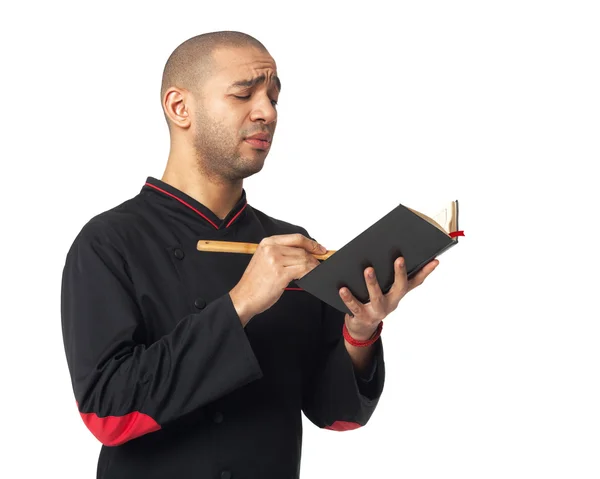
xmin=61 ymin=176 xmax=385 ymax=479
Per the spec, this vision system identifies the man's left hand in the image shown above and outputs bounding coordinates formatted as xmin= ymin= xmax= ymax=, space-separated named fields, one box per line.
xmin=340 ymin=256 xmax=440 ymax=340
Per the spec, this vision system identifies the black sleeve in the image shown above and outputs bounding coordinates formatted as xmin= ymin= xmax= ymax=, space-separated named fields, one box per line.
xmin=61 ymin=221 xmax=263 ymax=446
xmin=301 ymin=301 xmax=385 ymax=431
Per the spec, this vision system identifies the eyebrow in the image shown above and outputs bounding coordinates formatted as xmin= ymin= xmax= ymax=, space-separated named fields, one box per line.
xmin=228 ymin=74 xmax=281 ymax=93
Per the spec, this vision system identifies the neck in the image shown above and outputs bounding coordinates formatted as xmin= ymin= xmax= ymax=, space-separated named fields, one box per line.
xmin=161 ymin=153 xmax=243 ymax=221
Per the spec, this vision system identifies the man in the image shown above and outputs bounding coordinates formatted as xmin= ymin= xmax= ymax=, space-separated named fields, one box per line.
xmin=61 ymin=31 xmax=439 ymax=479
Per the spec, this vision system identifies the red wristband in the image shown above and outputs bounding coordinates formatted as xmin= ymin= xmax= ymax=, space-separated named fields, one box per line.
xmin=343 ymin=321 xmax=383 ymax=347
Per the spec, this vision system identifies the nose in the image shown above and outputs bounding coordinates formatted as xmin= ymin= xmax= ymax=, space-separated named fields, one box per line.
xmin=249 ymin=95 xmax=277 ymax=125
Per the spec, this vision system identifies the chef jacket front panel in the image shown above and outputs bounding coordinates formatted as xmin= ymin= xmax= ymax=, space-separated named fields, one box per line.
xmin=130 ymin=183 xmax=325 ymax=390
xmin=61 ymin=177 xmax=385 ymax=479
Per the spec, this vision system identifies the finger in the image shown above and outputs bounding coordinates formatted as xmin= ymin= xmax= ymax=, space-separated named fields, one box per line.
xmin=407 ymin=259 xmax=439 ymax=292
xmin=289 ymin=262 xmax=321 ymax=280
xmin=258 ymin=244 xmax=319 ymax=273
xmin=279 ymin=245 xmax=312 ymax=258
xmin=277 ymin=245 xmax=321 ymax=268
xmin=267 ymin=233 xmax=326 ymax=255
xmin=364 ymin=267 xmax=386 ymax=318
xmin=280 ymin=254 xmax=320 ymax=271
xmin=387 ymin=256 xmax=409 ymax=306
xmin=339 ymin=287 xmax=363 ymax=318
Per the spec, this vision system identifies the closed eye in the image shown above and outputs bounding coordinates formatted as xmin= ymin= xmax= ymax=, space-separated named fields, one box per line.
xmin=234 ymin=95 xmax=278 ymax=107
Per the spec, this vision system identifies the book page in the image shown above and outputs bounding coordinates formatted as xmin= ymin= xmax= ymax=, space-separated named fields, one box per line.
xmin=407 ymin=201 xmax=457 ymax=235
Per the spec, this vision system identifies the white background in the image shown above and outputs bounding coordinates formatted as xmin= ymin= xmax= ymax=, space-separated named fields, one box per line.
xmin=1 ymin=1 xmax=599 ymax=478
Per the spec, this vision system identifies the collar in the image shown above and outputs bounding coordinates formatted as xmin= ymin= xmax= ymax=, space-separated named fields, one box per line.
xmin=141 ymin=176 xmax=249 ymax=230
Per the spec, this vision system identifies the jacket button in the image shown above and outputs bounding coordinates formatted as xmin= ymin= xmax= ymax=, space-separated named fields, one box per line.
xmin=220 ymin=471 xmax=231 ymax=479
xmin=213 ymin=412 xmax=223 ymax=423
xmin=173 ymin=248 xmax=184 ymax=260
xmin=194 ymin=297 xmax=206 ymax=309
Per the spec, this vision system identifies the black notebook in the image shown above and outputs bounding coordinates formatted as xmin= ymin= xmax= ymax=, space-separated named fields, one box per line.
xmin=296 ymin=200 xmax=462 ymax=315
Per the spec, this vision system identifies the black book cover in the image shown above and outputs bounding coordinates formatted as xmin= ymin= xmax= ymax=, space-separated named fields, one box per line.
xmin=296 ymin=201 xmax=460 ymax=315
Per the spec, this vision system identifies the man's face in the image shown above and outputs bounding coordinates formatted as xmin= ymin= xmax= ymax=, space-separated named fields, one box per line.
xmin=192 ymin=46 xmax=280 ymax=182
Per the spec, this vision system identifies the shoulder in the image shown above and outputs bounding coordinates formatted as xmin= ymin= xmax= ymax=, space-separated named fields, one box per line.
xmin=249 ymin=205 xmax=315 ymax=241
xmin=67 ymin=195 xmax=150 ymax=255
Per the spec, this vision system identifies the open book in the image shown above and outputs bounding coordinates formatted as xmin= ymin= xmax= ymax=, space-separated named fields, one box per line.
xmin=406 ymin=201 xmax=459 ymax=238
xmin=295 ymin=200 xmax=462 ymax=315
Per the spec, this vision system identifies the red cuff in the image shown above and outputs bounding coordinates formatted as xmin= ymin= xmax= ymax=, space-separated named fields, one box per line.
xmin=343 ymin=321 xmax=383 ymax=347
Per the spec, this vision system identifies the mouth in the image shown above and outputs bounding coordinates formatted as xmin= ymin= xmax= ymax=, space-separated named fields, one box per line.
xmin=244 ymin=138 xmax=271 ymax=150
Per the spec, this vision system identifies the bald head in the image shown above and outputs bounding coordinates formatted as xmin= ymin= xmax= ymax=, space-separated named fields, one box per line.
xmin=160 ymin=31 xmax=269 ymax=130
xmin=160 ymin=32 xmax=279 ymax=183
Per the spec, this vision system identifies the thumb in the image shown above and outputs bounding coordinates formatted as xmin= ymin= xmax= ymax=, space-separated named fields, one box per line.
xmin=269 ymin=233 xmax=326 ymax=253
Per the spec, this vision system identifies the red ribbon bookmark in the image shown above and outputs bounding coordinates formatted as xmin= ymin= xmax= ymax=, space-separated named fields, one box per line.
xmin=449 ymin=230 xmax=465 ymax=238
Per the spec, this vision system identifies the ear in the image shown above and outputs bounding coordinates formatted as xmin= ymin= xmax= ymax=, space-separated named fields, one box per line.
xmin=163 ymin=88 xmax=192 ymax=129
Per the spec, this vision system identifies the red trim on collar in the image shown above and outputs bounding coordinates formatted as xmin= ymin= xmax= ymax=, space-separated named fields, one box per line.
xmin=145 ymin=182 xmax=223 ymax=229
xmin=226 ymin=202 xmax=248 ymax=228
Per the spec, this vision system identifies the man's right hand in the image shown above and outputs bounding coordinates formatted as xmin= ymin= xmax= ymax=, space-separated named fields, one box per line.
xmin=229 ymin=233 xmax=326 ymax=326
